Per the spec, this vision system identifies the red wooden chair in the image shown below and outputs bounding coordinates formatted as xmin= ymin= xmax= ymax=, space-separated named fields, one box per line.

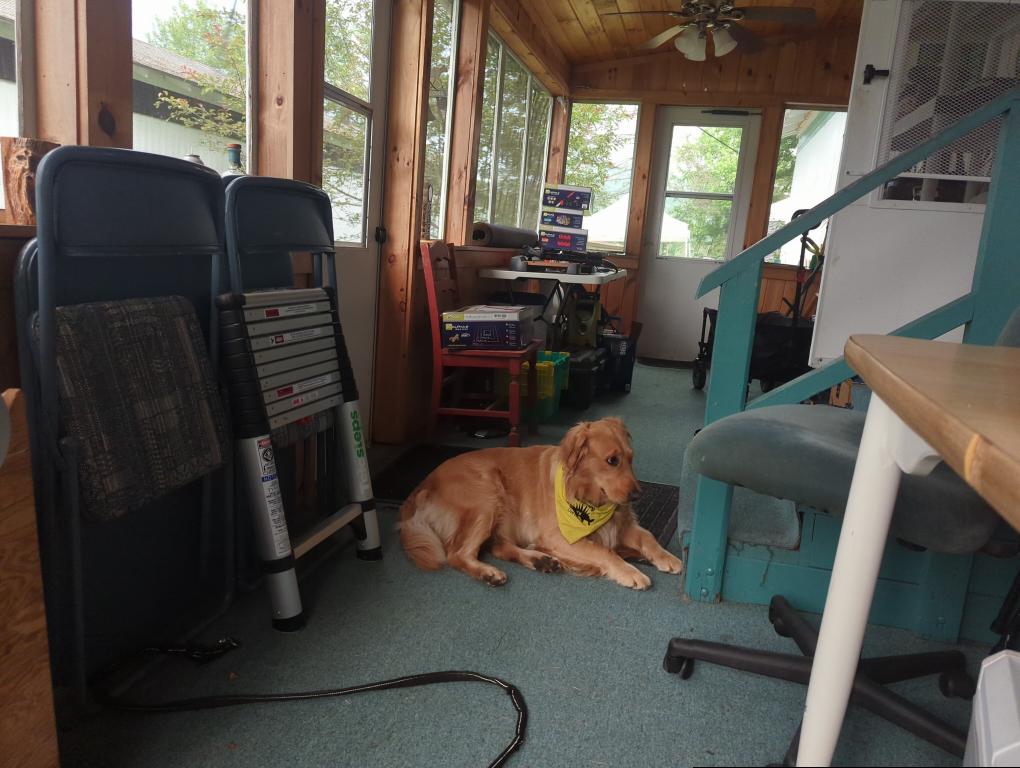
xmin=420 ymin=241 xmax=539 ymax=447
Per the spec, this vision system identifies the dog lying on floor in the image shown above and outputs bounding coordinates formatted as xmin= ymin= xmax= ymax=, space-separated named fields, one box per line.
xmin=399 ymin=418 xmax=683 ymax=589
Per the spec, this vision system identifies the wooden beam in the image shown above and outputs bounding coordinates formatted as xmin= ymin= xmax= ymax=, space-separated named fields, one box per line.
xmin=743 ymin=104 xmax=784 ymax=248
xmin=489 ymin=0 xmax=570 ymax=96
xmin=256 ymin=0 xmax=326 ymax=183
xmin=32 ymin=0 xmax=133 ymax=148
xmin=444 ymin=0 xmax=490 ymax=245
xmin=545 ymin=96 xmax=570 ymax=184
xmin=569 ymin=27 xmax=860 ymax=105
xmin=372 ymin=0 xmax=434 ymax=444
xmin=624 ymin=101 xmax=655 ymax=259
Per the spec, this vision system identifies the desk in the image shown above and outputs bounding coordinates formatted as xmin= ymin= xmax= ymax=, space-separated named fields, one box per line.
xmin=797 ymin=335 xmax=1020 ymax=766
xmin=479 ymin=267 xmax=628 ymax=286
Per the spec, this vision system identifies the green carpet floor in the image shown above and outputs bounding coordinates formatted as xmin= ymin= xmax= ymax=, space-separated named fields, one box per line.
xmin=58 ymin=363 xmax=981 ymax=767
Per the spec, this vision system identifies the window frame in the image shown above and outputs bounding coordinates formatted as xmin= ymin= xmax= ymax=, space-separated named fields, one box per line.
xmin=563 ymin=100 xmax=640 ymax=253
xmin=323 ymin=83 xmax=373 ymax=246
xmin=476 ymin=34 xmax=552 ymax=230
xmin=322 ymin=0 xmax=378 ymax=246
xmin=429 ymin=0 xmax=460 ymax=240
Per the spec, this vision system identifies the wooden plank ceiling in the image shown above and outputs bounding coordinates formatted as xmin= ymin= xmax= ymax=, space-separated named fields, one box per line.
xmin=520 ymin=0 xmax=863 ymax=65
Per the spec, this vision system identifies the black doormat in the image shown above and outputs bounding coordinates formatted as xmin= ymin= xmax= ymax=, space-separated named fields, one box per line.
xmin=372 ymin=444 xmax=679 ymax=546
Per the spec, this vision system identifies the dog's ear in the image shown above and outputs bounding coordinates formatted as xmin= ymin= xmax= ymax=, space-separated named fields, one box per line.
xmin=603 ymin=416 xmax=632 ymax=446
xmin=561 ymin=422 xmax=591 ymax=473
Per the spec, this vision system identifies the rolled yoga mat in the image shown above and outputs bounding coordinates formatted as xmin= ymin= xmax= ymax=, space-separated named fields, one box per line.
xmin=470 ymin=222 xmax=539 ymax=248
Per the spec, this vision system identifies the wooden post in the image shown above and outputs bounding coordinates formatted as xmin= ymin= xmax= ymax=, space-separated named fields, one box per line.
xmin=371 ymin=0 xmax=434 ymax=444
xmin=255 ymin=0 xmax=326 ymax=184
xmin=545 ymin=96 xmax=570 ymax=185
xmin=0 ymin=137 xmax=59 ymax=226
xmin=31 ymin=0 xmax=132 ymax=148
xmin=743 ymin=105 xmax=785 ymax=248
xmin=443 ymin=0 xmax=490 ymax=245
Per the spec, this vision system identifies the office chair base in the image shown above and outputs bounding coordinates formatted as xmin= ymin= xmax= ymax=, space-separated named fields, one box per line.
xmin=662 ymin=595 xmax=970 ymax=762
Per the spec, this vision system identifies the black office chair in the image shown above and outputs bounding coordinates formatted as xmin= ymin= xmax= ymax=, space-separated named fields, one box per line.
xmin=664 ymin=308 xmax=1020 ymax=763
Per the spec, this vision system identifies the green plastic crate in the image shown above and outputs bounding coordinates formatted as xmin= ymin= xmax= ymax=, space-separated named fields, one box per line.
xmin=496 ymin=351 xmax=569 ymax=423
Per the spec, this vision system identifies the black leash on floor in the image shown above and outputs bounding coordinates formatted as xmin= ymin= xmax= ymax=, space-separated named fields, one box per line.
xmin=100 ymin=669 xmax=528 ymax=768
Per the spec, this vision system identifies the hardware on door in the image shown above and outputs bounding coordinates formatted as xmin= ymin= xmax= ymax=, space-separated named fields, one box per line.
xmin=863 ymin=64 xmax=890 ymax=85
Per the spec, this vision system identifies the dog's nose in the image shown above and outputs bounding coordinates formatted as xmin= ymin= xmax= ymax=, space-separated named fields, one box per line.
xmin=628 ymin=489 xmax=642 ymax=503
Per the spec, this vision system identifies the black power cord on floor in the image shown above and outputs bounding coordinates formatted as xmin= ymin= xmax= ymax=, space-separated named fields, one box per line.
xmin=100 ymin=669 xmax=528 ymax=768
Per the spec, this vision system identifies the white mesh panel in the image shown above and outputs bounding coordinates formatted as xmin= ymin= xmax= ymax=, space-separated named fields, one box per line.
xmin=878 ymin=0 xmax=1020 ymax=183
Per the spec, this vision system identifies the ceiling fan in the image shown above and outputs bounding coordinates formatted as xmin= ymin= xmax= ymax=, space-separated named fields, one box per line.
xmin=604 ymin=2 xmax=818 ymax=61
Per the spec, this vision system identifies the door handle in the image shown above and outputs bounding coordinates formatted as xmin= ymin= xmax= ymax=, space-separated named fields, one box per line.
xmin=863 ymin=64 xmax=890 ymax=85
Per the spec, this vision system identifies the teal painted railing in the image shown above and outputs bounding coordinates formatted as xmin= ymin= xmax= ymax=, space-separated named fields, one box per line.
xmin=686 ymin=89 xmax=1020 ymax=603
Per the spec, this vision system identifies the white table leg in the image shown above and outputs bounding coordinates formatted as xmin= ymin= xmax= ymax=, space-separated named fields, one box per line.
xmin=796 ymin=395 xmax=905 ymax=766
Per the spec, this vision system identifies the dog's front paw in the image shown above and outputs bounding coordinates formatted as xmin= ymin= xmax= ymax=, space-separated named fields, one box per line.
xmin=480 ymin=566 xmax=508 ymax=587
xmin=531 ymin=555 xmax=562 ymax=573
xmin=653 ymin=552 xmax=684 ymax=574
xmin=614 ymin=565 xmax=652 ymax=591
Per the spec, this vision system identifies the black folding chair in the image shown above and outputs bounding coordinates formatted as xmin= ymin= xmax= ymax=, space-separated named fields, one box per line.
xmin=15 ymin=146 xmax=235 ymax=701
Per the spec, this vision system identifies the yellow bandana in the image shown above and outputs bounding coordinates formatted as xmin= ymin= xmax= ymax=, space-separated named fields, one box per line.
xmin=554 ymin=463 xmax=617 ymax=543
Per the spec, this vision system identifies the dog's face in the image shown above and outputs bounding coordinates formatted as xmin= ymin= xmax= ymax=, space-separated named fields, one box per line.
xmin=560 ymin=417 xmax=640 ymax=506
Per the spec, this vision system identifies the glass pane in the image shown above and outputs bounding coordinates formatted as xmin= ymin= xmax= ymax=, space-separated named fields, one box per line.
xmin=325 ymin=0 xmax=373 ymax=101
xmin=768 ymin=109 xmax=848 ymax=265
xmin=322 ymin=99 xmax=368 ymax=243
xmin=520 ymin=83 xmax=551 ymax=231
xmin=132 ymin=0 xmax=248 ymax=173
xmin=422 ymin=0 xmax=456 ymax=239
xmin=492 ymin=54 xmax=528 ymax=226
xmin=473 ymin=36 xmax=500 ymax=224
xmin=0 ymin=3 xmax=17 ymax=210
xmin=564 ymin=103 xmax=639 ymax=251
xmin=666 ymin=125 xmax=743 ymax=194
xmin=661 ymin=197 xmax=733 ymax=261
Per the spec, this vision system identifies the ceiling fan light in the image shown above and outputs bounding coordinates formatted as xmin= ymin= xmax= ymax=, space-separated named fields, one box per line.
xmin=712 ymin=26 xmax=738 ymax=57
xmin=674 ymin=26 xmax=706 ymax=61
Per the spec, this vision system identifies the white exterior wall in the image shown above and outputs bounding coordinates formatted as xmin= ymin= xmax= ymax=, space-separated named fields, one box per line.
xmin=133 ymin=112 xmax=242 ymax=173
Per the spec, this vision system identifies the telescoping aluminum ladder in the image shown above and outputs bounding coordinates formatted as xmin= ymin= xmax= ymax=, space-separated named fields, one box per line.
xmin=219 ymin=286 xmax=380 ymax=631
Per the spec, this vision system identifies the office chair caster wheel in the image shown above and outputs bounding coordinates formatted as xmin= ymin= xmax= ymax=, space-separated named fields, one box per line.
xmin=768 ymin=604 xmax=791 ymax=638
xmin=692 ymin=360 xmax=707 ymax=390
xmin=663 ymin=654 xmax=695 ymax=679
xmin=939 ymin=669 xmax=976 ymax=700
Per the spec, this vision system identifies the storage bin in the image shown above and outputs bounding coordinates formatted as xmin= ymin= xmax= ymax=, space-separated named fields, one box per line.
xmin=496 ymin=351 xmax=570 ymax=422
xmin=562 ymin=347 xmax=605 ymax=410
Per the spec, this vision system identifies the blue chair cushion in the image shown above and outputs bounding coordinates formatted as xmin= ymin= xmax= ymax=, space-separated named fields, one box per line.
xmin=688 ymin=404 xmax=1000 ymax=554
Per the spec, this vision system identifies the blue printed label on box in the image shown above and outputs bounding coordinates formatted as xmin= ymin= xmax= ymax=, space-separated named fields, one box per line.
xmin=542 ymin=184 xmax=592 ymax=211
xmin=540 ymin=225 xmax=588 ymax=253
xmin=541 ymin=207 xmax=584 ymax=229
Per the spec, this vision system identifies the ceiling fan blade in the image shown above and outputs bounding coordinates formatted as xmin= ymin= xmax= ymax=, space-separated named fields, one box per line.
xmin=601 ymin=10 xmax=682 ymax=15
xmin=640 ymin=24 xmax=687 ymax=51
xmin=727 ymin=22 xmax=764 ymax=53
xmin=736 ymin=6 xmax=817 ymax=24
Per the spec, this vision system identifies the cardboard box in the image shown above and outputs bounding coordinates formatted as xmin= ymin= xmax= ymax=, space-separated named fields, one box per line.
xmin=541 ymin=207 xmax=584 ymax=229
xmin=542 ymin=184 xmax=592 ymax=211
xmin=441 ymin=305 xmax=537 ymax=349
xmin=540 ymin=225 xmax=588 ymax=252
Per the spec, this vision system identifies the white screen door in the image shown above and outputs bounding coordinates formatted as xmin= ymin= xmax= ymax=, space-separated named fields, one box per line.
xmin=322 ymin=0 xmax=392 ymax=438
xmin=638 ymin=107 xmax=759 ymax=361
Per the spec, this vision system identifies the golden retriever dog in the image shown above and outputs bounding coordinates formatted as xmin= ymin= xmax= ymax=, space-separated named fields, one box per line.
xmin=399 ymin=418 xmax=683 ymax=589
